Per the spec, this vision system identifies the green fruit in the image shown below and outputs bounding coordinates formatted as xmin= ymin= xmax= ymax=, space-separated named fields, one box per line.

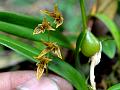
xmin=81 ymin=30 xmax=100 ymax=57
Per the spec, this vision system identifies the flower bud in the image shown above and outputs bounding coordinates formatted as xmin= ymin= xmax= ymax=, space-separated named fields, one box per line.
xmin=81 ymin=30 xmax=100 ymax=57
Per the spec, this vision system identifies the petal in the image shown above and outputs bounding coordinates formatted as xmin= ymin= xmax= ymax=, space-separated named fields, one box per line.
xmin=42 ymin=17 xmax=55 ymax=31
xmin=40 ymin=10 xmax=50 ymax=16
xmin=41 ymin=41 xmax=54 ymax=48
xmin=35 ymin=56 xmax=52 ymax=64
xmin=52 ymin=43 xmax=63 ymax=59
xmin=35 ymin=56 xmax=52 ymax=80
xmin=54 ymin=4 xmax=59 ymax=13
xmin=42 ymin=56 xmax=52 ymax=61
xmin=37 ymin=48 xmax=52 ymax=58
xmin=54 ymin=47 xmax=62 ymax=59
xmin=55 ymin=17 xmax=64 ymax=28
xmin=47 ymin=26 xmax=55 ymax=31
xmin=36 ymin=63 xmax=45 ymax=80
xmin=33 ymin=24 xmax=45 ymax=35
xmin=42 ymin=17 xmax=48 ymax=24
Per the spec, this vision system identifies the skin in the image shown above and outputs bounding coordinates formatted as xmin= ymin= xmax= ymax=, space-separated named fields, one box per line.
xmin=0 ymin=71 xmax=73 ymax=90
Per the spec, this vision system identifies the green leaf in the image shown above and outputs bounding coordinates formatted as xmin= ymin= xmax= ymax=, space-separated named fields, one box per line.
xmin=108 ymin=83 xmax=120 ymax=90
xmin=0 ymin=11 xmax=71 ymax=48
xmin=0 ymin=34 xmax=88 ymax=90
xmin=0 ymin=11 xmax=41 ymax=29
xmin=102 ymin=40 xmax=116 ymax=59
xmin=95 ymin=14 xmax=120 ymax=54
xmin=0 ymin=21 xmax=71 ymax=49
xmin=0 ymin=11 xmax=64 ymax=31
xmin=49 ymin=57 xmax=88 ymax=90
xmin=0 ymin=34 xmax=39 ymax=62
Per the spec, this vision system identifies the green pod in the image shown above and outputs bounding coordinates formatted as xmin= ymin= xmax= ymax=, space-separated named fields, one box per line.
xmin=81 ymin=30 xmax=100 ymax=57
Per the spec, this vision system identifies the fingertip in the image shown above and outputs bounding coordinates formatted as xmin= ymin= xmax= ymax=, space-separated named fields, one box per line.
xmin=15 ymin=73 xmax=73 ymax=90
xmin=48 ymin=74 xmax=73 ymax=90
xmin=0 ymin=71 xmax=34 ymax=90
xmin=17 ymin=75 xmax=59 ymax=90
xmin=0 ymin=71 xmax=73 ymax=90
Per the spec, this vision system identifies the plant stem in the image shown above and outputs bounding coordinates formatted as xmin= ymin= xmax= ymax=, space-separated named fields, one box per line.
xmin=75 ymin=0 xmax=87 ymax=70
xmin=47 ymin=31 xmax=50 ymax=42
xmin=46 ymin=64 xmax=49 ymax=76
xmin=46 ymin=31 xmax=50 ymax=76
xmin=79 ymin=0 xmax=87 ymax=30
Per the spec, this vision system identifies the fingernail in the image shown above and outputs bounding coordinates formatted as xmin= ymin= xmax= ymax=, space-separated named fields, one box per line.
xmin=16 ymin=76 xmax=59 ymax=90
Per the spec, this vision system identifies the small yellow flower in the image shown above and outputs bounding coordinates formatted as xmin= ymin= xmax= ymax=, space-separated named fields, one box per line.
xmin=35 ymin=56 xmax=52 ymax=80
xmin=38 ymin=40 xmax=62 ymax=59
xmin=33 ymin=17 xmax=55 ymax=35
xmin=40 ymin=4 xmax=64 ymax=28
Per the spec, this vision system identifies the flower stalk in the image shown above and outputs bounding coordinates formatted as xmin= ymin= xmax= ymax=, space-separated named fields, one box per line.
xmin=79 ymin=0 xmax=87 ymax=31
xmin=75 ymin=0 xmax=88 ymax=70
xmin=33 ymin=4 xmax=63 ymax=80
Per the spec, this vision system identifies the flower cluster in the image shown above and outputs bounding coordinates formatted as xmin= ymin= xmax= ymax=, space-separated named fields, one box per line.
xmin=37 ymin=40 xmax=62 ymax=59
xmin=33 ymin=18 xmax=55 ymax=35
xmin=40 ymin=4 xmax=64 ymax=28
xmin=33 ymin=4 xmax=63 ymax=80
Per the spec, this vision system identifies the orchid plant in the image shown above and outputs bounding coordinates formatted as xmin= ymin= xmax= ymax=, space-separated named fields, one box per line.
xmin=0 ymin=0 xmax=120 ymax=90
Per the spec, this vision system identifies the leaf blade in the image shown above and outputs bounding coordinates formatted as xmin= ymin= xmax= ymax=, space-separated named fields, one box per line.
xmin=108 ymin=83 xmax=120 ymax=90
xmin=0 ymin=11 xmax=41 ymax=29
xmin=95 ymin=14 xmax=120 ymax=54
xmin=0 ymin=34 xmax=39 ymax=62
xmin=49 ymin=57 xmax=88 ymax=90
xmin=0 ymin=34 xmax=87 ymax=90
xmin=0 ymin=21 xmax=71 ymax=49
xmin=102 ymin=40 xmax=116 ymax=59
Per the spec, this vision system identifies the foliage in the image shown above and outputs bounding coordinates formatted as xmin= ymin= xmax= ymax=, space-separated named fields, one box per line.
xmin=0 ymin=8 xmax=88 ymax=90
xmin=0 ymin=0 xmax=120 ymax=90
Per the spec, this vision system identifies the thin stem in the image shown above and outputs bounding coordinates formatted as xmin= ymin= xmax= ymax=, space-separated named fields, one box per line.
xmin=46 ymin=31 xmax=50 ymax=76
xmin=79 ymin=0 xmax=87 ymax=30
xmin=46 ymin=64 xmax=48 ymax=76
xmin=75 ymin=0 xmax=87 ymax=70
xmin=48 ymin=31 xmax=50 ymax=42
